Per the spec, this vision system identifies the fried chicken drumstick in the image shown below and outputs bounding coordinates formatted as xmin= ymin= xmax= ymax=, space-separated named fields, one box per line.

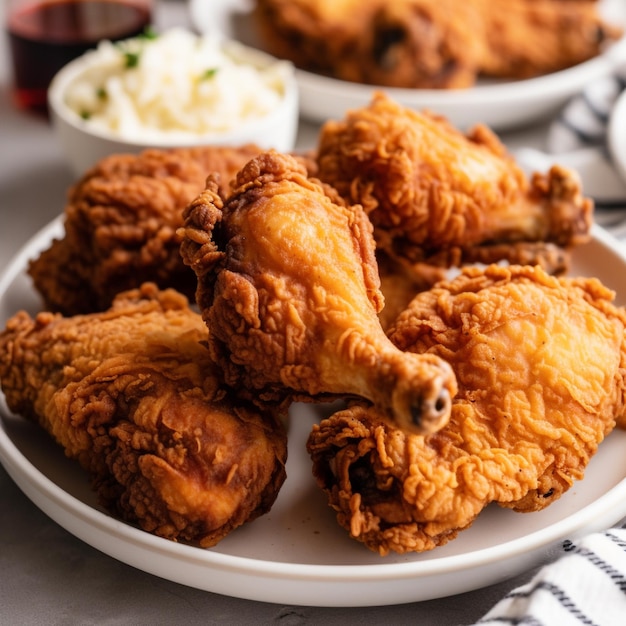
xmin=180 ymin=151 xmax=457 ymax=435
xmin=0 ymin=284 xmax=287 ymax=547
xmin=308 ymin=265 xmax=626 ymax=555
xmin=28 ymin=144 xmax=263 ymax=315
xmin=316 ymin=93 xmax=593 ymax=276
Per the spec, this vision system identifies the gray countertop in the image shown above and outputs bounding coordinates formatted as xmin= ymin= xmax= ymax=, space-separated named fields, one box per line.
xmin=1 ymin=2 xmax=623 ymax=624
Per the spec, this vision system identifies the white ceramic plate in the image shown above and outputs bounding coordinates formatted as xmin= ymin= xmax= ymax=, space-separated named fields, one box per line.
xmin=189 ymin=0 xmax=626 ymax=131
xmin=2 ymin=217 xmax=626 ymax=607
xmin=608 ymin=90 xmax=626 ymax=187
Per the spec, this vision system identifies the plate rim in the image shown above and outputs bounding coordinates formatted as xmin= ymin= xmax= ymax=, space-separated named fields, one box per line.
xmin=292 ymin=45 xmax=622 ymax=106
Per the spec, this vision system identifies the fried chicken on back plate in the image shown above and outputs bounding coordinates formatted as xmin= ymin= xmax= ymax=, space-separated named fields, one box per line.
xmin=0 ymin=283 xmax=287 ymax=547
xmin=479 ymin=0 xmax=623 ymax=80
xmin=307 ymin=265 xmax=626 ymax=555
xmin=254 ymin=0 xmax=620 ymax=88
xmin=28 ymin=144 xmax=263 ymax=315
xmin=180 ymin=150 xmax=457 ymax=435
xmin=254 ymin=0 xmax=483 ymax=88
xmin=316 ymin=93 xmax=592 ymax=276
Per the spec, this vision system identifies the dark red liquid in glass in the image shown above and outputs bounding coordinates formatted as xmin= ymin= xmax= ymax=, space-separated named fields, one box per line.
xmin=7 ymin=0 xmax=152 ymax=113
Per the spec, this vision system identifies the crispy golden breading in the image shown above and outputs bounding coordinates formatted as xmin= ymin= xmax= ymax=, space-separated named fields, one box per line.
xmin=308 ymin=265 xmax=626 ymax=555
xmin=316 ymin=93 xmax=592 ymax=276
xmin=255 ymin=0 xmax=482 ymax=88
xmin=254 ymin=0 xmax=621 ymax=88
xmin=0 ymin=283 xmax=287 ymax=547
xmin=180 ymin=150 xmax=457 ymax=435
xmin=376 ymin=250 xmax=446 ymax=331
xmin=479 ymin=0 xmax=622 ymax=79
xmin=28 ymin=145 xmax=264 ymax=315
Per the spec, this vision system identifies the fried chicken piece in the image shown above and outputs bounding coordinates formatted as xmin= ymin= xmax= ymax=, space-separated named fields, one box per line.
xmin=179 ymin=150 xmax=457 ymax=435
xmin=28 ymin=144 xmax=264 ymax=315
xmin=316 ymin=93 xmax=592 ymax=275
xmin=376 ymin=250 xmax=445 ymax=331
xmin=0 ymin=283 xmax=287 ymax=547
xmin=479 ymin=0 xmax=623 ymax=79
xmin=307 ymin=264 xmax=626 ymax=555
xmin=254 ymin=0 xmax=482 ymax=88
xmin=254 ymin=0 xmax=620 ymax=88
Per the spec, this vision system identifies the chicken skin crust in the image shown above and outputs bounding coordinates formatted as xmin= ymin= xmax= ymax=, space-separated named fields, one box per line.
xmin=307 ymin=265 xmax=626 ymax=555
xmin=28 ymin=144 xmax=263 ymax=315
xmin=254 ymin=0 xmax=483 ymax=89
xmin=316 ymin=93 xmax=593 ymax=275
xmin=254 ymin=0 xmax=620 ymax=88
xmin=180 ymin=150 xmax=457 ymax=435
xmin=478 ymin=0 xmax=622 ymax=80
xmin=0 ymin=283 xmax=287 ymax=547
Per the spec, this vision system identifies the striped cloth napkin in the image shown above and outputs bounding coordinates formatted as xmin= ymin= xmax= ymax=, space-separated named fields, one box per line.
xmin=548 ymin=71 xmax=626 ymax=154
xmin=474 ymin=526 xmax=626 ymax=626
xmin=514 ymin=68 xmax=626 ymax=212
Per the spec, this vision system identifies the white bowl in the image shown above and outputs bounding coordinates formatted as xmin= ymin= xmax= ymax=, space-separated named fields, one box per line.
xmin=48 ymin=33 xmax=299 ymax=177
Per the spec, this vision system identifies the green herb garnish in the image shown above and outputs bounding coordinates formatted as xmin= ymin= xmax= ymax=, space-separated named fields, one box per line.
xmin=200 ymin=68 xmax=219 ymax=81
xmin=96 ymin=87 xmax=107 ymax=100
xmin=124 ymin=51 xmax=141 ymax=68
xmin=139 ymin=25 xmax=159 ymax=40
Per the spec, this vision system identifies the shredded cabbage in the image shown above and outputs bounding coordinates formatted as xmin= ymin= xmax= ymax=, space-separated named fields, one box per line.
xmin=63 ymin=28 xmax=288 ymax=140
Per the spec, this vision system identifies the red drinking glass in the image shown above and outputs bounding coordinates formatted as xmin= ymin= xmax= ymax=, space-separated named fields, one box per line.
xmin=6 ymin=0 xmax=153 ymax=114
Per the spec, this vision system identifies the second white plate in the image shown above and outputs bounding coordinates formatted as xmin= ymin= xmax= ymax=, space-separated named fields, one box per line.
xmin=189 ymin=0 xmax=626 ymax=130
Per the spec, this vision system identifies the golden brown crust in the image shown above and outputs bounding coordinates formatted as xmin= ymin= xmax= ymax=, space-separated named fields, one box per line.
xmin=254 ymin=0 xmax=621 ymax=88
xmin=28 ymin=145 xmax=264 ymax=315
xmin=0 ymin=283 xmax=287 ymax=547
xmin=308 ymin=265 xmax=626 ymax=554
xmin=480 ymin=0 xmax=622 ymax=79
xmin=180 ymin=150 xmax=457 ymax=434
xmin=316 ymin=93 xmax=593 ymax=276
xmin=255 ymin=0 xmax=481 ymax=88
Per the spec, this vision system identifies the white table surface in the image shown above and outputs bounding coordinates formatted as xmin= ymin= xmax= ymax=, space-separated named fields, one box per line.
xmin=1 ymin=2 xmax=624 ymax=624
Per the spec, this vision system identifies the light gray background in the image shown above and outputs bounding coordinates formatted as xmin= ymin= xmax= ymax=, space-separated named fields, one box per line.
xmin=0 ymin=2 xmax=618 ymax=623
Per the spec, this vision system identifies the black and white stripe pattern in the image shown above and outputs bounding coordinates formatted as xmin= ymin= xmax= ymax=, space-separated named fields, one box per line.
xmin=547 ymin=72 xmax=626 ymax=155
xmin=513 ymin=68 xmax=626 ymax=209
xmin=547 ymin=69 xmax=626 ymax=210
xmin=474 ymin=528 xmax=626 ymax=626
